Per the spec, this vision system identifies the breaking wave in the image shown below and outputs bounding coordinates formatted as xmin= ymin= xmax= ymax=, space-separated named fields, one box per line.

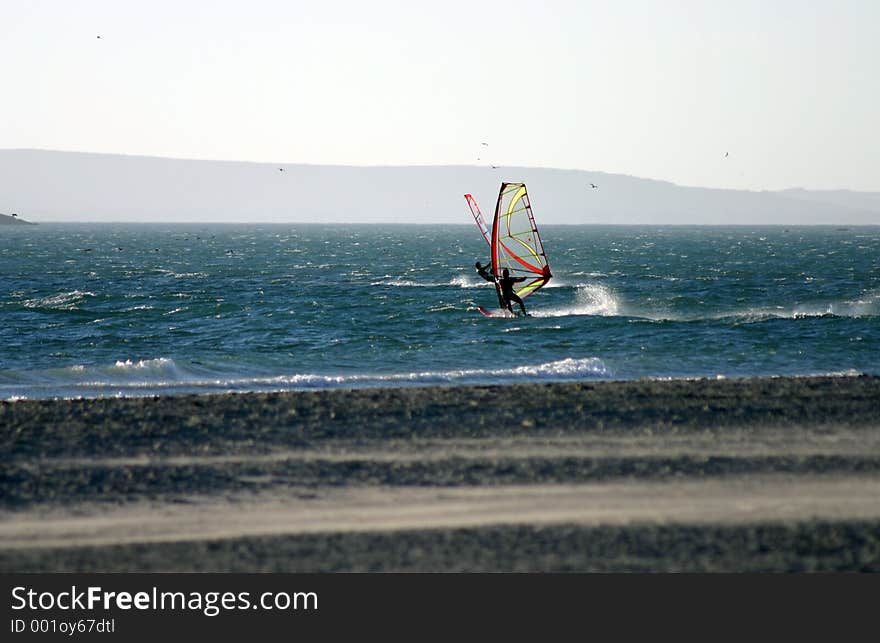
xmin=535 ymin=284 xmax=621 ymax=318
xmin=718 ymin=291 xmax=880 ymax=323
xmin=618 ymin=290 xmax=880 ymax=323
xmin=0 ymin=357 xmax=610 ymax=400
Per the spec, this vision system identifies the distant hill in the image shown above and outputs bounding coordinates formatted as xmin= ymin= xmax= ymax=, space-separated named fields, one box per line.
xmin=0 ymin=212 xmax=35 ymax=225
xmin=1 ymin=149 xmax=878 ymax=225
xmin=778 ymin=188 xmax=880 ymax=215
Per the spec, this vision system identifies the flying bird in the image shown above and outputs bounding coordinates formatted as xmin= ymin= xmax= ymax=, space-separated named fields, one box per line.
xmin=278 ymin=168 xmax=284 ymax=172
xmin=724 ymin=152 xmax=729 ymax=158
xmin=589 ymin=183 xmax=598 ymax=189
xmin=481 ymin=142 xmax=488 ymax=146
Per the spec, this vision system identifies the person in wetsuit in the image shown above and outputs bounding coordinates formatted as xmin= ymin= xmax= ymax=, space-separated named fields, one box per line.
xmin=498 ymin=267 xmax=528 ymax=316
xmin=474 ymin=261 xmax=495 ymax=283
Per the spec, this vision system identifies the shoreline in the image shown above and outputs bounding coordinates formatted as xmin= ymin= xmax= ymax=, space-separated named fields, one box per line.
xmin=3 ymin=374 xmax=880 ymax=572
xmin=5 ymin=374 xmax=880 ymax=451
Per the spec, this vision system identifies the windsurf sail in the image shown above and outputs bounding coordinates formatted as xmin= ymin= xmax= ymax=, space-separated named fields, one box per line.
xmin=490 ymin=182 xmax=552 ymax=302
xmin=464 ymin=182 xmax=552 ymax=310
xmin=465 ymin=193 xmax=491 ymax=245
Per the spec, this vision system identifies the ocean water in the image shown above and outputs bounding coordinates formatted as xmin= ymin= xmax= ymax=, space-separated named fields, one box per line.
xmin=1 ymin=223 xmax=878 ymax=400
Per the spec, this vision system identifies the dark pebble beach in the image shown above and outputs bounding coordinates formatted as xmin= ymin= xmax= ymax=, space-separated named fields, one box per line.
xmin=2 ymin=375 xmax=879 ymax=572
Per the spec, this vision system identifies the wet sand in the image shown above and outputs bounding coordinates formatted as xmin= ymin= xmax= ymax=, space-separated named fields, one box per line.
xmin=2 ymin=375 xmax=879 ymax=571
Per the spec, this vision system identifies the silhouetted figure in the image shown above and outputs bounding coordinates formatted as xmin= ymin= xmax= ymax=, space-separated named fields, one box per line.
xmin=498 ymin=268 xmax=527 ymax=316
xmin=474 ymin=261 xmax=494 ymax=283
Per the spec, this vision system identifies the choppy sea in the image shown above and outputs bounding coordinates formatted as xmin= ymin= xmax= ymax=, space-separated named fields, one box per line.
xmin=1 ymin=223 xmax=878 ymax=399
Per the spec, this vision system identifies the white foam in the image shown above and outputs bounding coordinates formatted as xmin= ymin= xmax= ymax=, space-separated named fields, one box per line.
xmin=451 ymin=275 xmax=490 ymax=289
xmin=724 ymin=294 xmax=880 ymax=323
xmin=370 ymin=277 xmax=424 ymax=287
xmin=192 ymin=358 xmax=610 ymax=389
xmin=112 ymin=358 xmax=176 ymax=372
xmin=1 ymin=357 xmax=610 ymax=400
xmin=23 ymin=290 xmax=96 ymax=310
xmin=428 ymin=303 xmax=457 ymax=312
xmin=622 ymin=289 xmax=880 ymax=324
xmin=535 ymin=284 xmax=621 ymax=318
xmin=371 ymin=275 xmax=497 ymax=289
xmin=568 ymin=271 xmax=608 ymax=278
xmin=284 ymin=357 xmax=610 ymax=385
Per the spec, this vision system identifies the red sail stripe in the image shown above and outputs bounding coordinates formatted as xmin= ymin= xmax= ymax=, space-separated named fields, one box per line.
xmin=497 ymin=238 xmax=543 ymax=274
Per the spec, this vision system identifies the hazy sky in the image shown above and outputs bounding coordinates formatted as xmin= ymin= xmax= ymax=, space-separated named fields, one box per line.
xmin=2 ymin=0 xmax=878 ymax=192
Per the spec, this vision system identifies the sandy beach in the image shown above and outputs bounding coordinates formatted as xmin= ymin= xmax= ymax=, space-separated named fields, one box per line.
xmin=2 ymin=375 xmax=880 ymax=572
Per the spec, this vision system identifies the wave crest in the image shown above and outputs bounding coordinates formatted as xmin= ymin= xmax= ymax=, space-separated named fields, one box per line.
xmin=725 ymin=293 xmax=880 ymax=323
xmin=0 ymin=357 xmax=609 ymax=399
xmin=536 ymin=284 xmax=621 ymax=318
xmin=23 ymin=290 xmax=96 ymax=310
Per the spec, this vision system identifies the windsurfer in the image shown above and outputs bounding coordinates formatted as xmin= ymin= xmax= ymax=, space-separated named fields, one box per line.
xmin=499 ymin=268 xmax=528 ymax=316
xmin=474 ymin=261 xmax=495 ymax=283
